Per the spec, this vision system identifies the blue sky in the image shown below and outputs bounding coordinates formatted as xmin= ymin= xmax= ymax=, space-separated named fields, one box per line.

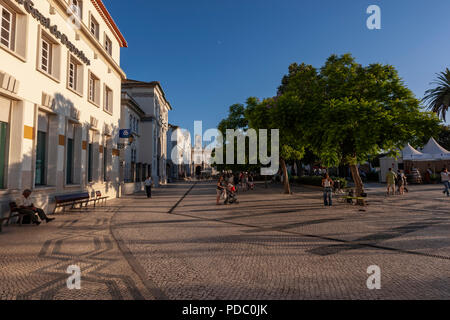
xmin=106 ymin=0 xmax=450 ymax=134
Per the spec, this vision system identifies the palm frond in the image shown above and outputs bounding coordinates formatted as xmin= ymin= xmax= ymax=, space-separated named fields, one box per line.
xmin=423 ymin=68 xmax=450 ymax=121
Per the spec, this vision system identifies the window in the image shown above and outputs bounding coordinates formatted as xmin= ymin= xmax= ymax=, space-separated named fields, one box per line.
xmin=38 ymin=31 xmax=60 ymax=79
xmin=0 ymin=3 xmax=15 ymax=50
xmin=68 ymin=60 xmax=76 ymax=90
xmin=104 ymin=86 xmax=113 ymax=113
xmin=88 ymin=71 xmax=100 ymax=105
xmin=0 ymin=121 xmax=7 ymax=189
xmin=35 ymin=112 xmax=49 ymax=186
xmin=68 ymin=56 xmax=83 ymax=94
xmin=105 ymin=35 xmax=112 ymax=55
xmin=90 ymin=15 xmax=99 ymax=40
xmin=66 ymin=123 xmax=75 ymax=185
xmin=103 ymin=146 xmax=107 ymax=181
xmin=66 ymin=137 xmax=74 ymax=184
xmin=35 ymin=131 xmax=47 ymax=186
xmin=41 ymin=38 xmax=52 ymax=74
xmin=70 ymin=0 xmax=82 ymax=19
xmin=89 ymin=75 xmax=94 ymax=100
xmin=87 ymin=142 xmax=93 ymax=182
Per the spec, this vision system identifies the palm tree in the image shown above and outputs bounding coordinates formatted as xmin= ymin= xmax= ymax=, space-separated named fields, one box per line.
xmin=423 ymin=68 xmax=450 ymax=121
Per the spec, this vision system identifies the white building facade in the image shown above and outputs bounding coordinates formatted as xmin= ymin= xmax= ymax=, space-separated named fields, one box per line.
xmin=167 ymin=125 xmax=192 ymax=181
xmin=122 ymin=79 xmax=171 ymax=186
xmin=0 ymin=0 xmax=127 ymax=213
xmin=119 ymin=92 xmax=150 ymax=194
xmin=191 ymin=134 xmax=213 ymax=177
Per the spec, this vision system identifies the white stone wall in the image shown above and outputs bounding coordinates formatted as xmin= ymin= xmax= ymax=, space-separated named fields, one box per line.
xmin=0 ymin=0 xmax=126 ymax=215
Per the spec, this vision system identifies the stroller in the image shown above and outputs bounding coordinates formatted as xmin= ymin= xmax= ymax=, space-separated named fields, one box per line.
xmin=224 ymin=183 xmax=239 ymax=204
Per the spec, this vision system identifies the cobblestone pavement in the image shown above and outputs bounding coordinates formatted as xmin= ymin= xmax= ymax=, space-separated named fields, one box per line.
xmin=1 ymin=181 xmax=450 ymax=299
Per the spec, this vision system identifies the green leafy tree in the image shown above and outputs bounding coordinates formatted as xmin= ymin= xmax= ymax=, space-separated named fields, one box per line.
xmin=279 ymin=54 xmax=441 ymax=203
xmin=437 ymin=125 xmax=450 ymax=151
xmin=213 ymin=102 xmax=260 ymax=173
xmin=246 ymin=95 xmax=306 ymax=194
xmin=423 ymin=68 xmax=450 ymax=121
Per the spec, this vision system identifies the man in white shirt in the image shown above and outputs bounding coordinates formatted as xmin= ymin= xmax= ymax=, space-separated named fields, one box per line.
xmin=16 ymin=189 xmax=55 ymax=224
xmin=441 ymin=168 xmax=450 ymax=197
xmin=144 ymin=176 xmax=153 ymax=198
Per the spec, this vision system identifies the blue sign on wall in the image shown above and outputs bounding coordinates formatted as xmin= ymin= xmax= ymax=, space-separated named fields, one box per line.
xmin=119 ymin=129 xmax=131 ymax=138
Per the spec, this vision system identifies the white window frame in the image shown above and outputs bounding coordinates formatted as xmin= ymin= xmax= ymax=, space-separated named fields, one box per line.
xmin=89 ymin=74 xmax=95 ymax=101
xmin=90 ymin=14 xmax=99 ymax=40
xmin=0 ymin=3 xmax=15 ymax=51
xmin=88 ymin=71 xmax=100 ymax=106
xmin=105 ymin=35 xmax=112 ymax=55
xmin=70 ymin=0 xmax=82 ymax=20
xmin=40 ymin=38 xmax=52 ymax=74
xmin=68 ymin=60 xmax=77 ymax=90
xmin=104 ymin=85 xmax=113 ymax=113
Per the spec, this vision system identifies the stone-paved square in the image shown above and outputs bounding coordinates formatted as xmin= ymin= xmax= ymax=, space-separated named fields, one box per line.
xmin=1 ymin=181 xmax=449 ymax=300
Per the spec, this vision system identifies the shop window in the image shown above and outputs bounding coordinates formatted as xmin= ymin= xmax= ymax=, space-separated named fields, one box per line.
xmin=87 ymin=142 xmax=93 ymax=182
xmin=103 ymin=145 xmax=108 ymax=181
xmin=35 ymin=111 xmax=49 ymax=186
xmin=35 ymin=131 xmax=47 ymax=186
xmin=66 ymin=138 xmax=74 ymax=184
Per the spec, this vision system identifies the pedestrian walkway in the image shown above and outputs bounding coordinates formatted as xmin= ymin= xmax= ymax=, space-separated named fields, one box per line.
xmin=0 ymin=181 xmax=449 ymax=300
xmin=0 ymin=183 xmax=191 ymax=300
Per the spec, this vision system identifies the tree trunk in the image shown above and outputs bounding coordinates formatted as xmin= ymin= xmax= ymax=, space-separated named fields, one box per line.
xmin=349 ymin=164 xmax=365 ymax=206
xmin=280 ymin=158 xmax=291 ymax=194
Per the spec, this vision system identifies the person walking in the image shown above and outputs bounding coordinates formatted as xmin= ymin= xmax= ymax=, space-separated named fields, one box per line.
xmin=441 ymin=168 xmax=450 ymax=197
xmin=216 ymin=176 xmax=226 ymax=205
xmin=397 ymin=170 xmax=406 ymax=195
xmin=322 ymin=174 xmax=334 ymax=206
xmin=144 ymin=176 xmax=153 ymax=198
xmin=386 ymin=168 xmax=397 ymax=196
xmin=248 ymin=172 xmax=255 ymax=190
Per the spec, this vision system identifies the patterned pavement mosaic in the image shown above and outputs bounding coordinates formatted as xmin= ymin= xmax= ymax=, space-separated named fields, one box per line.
xmin=1 ymin=181 xmax=449 ymax=300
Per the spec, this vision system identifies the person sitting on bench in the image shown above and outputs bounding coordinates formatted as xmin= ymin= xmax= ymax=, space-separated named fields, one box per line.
xmin=16 ymin=189 xmax=55 ymax=224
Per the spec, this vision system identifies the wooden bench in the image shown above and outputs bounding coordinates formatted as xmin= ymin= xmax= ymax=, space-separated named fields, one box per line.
xmin=0 ymin=202 xmax=35 ymax=232
xmin=339 ymin=196 xmax=366 ymax=202
xmin=53 ymin=191 xmax=109 ymax=213
xmin=54 ymin=192 xmax=90 ymax=213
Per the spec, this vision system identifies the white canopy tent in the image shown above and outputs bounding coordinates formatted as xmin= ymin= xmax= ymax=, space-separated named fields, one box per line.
xmin=379 ymin=140 xmax=450 ymax=182
xmin=420 ymin=137 xmax=450 ymax=160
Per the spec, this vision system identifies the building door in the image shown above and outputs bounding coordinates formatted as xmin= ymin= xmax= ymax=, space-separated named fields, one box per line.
xmin=0 ymin=121 xmax=7 ymax=189
xmin=103 ymin=146 xmax=108 ymax=181
xmin=87 ymin=143 xmax=93 ymax=182
xmin=35 ymin=131 xmax=47 ymax=186
xmin=66 ymin=138 xmax=74 ymax=184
